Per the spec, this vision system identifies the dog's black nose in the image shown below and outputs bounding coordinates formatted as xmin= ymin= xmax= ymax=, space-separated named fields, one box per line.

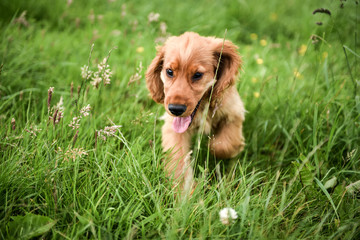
xmin=168 ymin=104 xmax=187 ymax=116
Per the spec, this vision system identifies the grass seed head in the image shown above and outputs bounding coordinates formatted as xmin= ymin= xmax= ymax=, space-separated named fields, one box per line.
xmin=128 ymin=61 xmax=143 ymax=86
xmin=312 ymin=8 xmax=331 ymax=16
xmin=11 ymin=118 xmax=15 ymax=130
xmin=47 ymin=87 xmax=54 ymax=111
xmin=81 ymin=65 xmax=92 ymax=79
xmin=97 ymin=125 xmax=122 ymax=141
xmin=80 ymin=104 xmax=91 ymax=117
xmin=160 ymin=22 xmax=167 ymax=35
xmin=148 ymin=12 xmax=160 ymax=23
xmin=70 ymin=82 xmax=74 ymax=98
xmin=53 ymin=109 xmax=58 ymax=125
xmin=13 ymin=11 xmax=29 ymax=27
xmin=72 ymin=130 xmax=79 ymax=146
xmin=68 ymin=117 xmax=80 ymax=130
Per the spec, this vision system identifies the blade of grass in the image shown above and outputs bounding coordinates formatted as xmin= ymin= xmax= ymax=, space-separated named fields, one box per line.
xmin=314 ymin=177 xmax=340 ymax=220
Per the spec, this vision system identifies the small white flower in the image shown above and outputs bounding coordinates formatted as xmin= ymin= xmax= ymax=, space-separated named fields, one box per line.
xmin=148 ymin=12 xmax=160 ymax=23
xmin=90 ymin=57 xmax=112 ymax=87
xmin=80 ymin=104 xmax=91 ymax=117
xmin=68 ymin=117 xmax=80 ymax=130
xmin=160 ymin=22 xmax=167 ymax=35
xmin=47 ymin=87 xmax=54 ymax=110
xmin=104 ymin=125 xmax=122 ymax=132
xmin=91 ymin=72 xmax=102 ymax=88
xmin=48 ymin=87 xmax=54 ymax=93
xmin=103 ymin=68 xmax=112 ymax=85
xmin=81 ymin=65 xmax=93 ymax=79
xmin=97 ymin=125 xmax=122 ymax=141
xmin=56 ymin=96 xmax=64 ymax=111
xmin=219 ymin=207 xmax=238 ymax=225
xmin=128 ymin=61 xmax=143 ymax=86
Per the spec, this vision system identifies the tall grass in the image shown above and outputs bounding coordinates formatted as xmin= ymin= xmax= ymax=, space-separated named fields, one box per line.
xmin=0 ymin=0 xmax=359 ymax=239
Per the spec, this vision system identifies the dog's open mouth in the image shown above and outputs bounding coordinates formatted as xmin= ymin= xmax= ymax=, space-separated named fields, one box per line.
xmin=172 ymin=100 xmax=202 ymax=133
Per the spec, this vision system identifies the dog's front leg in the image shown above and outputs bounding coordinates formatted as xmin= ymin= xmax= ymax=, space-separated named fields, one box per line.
xmin=161 ymin=117 xmax=194 ymax=192
xmin=210 ymin=88 xmax=245 ymax=159
xmin=210 ymin=117 xmax=245 ymax=159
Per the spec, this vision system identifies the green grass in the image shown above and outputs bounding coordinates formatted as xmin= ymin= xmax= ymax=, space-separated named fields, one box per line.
xmin=1 ymin=0 xmax=360 ymax=239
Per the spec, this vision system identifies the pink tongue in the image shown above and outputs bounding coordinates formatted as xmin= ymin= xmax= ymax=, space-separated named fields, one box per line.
xmin=172 ymin=116 xmax=191 ymax=133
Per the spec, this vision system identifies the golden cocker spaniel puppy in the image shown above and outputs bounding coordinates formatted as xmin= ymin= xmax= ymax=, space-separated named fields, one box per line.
xmin=146 ymin=32 xmax=245 ymax=192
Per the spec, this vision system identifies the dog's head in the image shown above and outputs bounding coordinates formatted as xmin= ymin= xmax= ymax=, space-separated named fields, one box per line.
xmin=146 ymin=32 xmax=241 ymax=133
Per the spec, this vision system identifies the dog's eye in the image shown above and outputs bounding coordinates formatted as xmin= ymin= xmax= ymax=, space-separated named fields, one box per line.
xmin=192 ymin=72 xmax=203 ymax=81
xmin=166 ymin=69 xmax=174 ymax=78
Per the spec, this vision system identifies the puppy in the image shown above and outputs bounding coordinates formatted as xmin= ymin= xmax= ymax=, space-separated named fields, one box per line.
xmin=146 ymin=32 xmax=245 ymax=192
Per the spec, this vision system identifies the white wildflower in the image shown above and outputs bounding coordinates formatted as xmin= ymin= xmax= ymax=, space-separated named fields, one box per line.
xmin=48 ymin=96 xmax=63 ymax=124
xmin=68 ymin=116 xmax=81 ymax=130
xmin=160 ymin=22 xmax=167 ymax=35
xmin=47 ymin=87 xmax=54 ymax=111
xmin=68 ymin=104 xmax=91 ymax=129
xmin=63 ymin=147 xmax=88 ymax=162
xmin=155 ymin=36 xmax=167 ymax=44
xmin=97 ymin=58 xmax=106 ymax=72
xmin=128 ymin=61 xmax=143 ymax=86
xmin=80 ymin=104 xmax=91 ymax=117
xmin=111 ymin=30 xmax=121 ymax=36
xmin=88 ymin=10 xmax=95 ymax=24
xmin=48 ymin=87 xmax=54 ymax=93
xmin=56 ymin=96 xmax=64 ymax=112
xmin=25 ymin=125 xmax=42 ymax=137
xmin=14 ymin=11 xmax=29 ymax=27
xmin=97 ymin=125 xmax=122 ymax=141
xmin=67 ymin=0 xmax=73 ymax=7
xmin=219 ymin=208 xmax=238 ymax=225
xmin=11 ymin=118 xmax=15 ymax=130
xmin=55 ymin=111 xmax=63 ymax=124
xmin=81 ymin=65 xmax=93 ymax=79
xmin=148 ymin=12 xmax=160 ymax=23
xmin=104 ymin=125 xmax=122 ymax=132
xmin=103 ymin=68 xmax=112 ymax=85
xmin=131 ymin=20 xmax=138 ymax=32
xmin=91 ymin=72 xmax=102 ymax=88
xmin=91 ymin=57 xmax=112 ymax=88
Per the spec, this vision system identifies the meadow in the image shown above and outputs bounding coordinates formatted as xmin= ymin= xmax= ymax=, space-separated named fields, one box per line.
xmin=0 ymin=0 xmax=359 ymax=239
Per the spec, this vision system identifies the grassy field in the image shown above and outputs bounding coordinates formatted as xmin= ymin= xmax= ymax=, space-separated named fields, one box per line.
xmin=0 ymin=0 xmax=359 ymax=239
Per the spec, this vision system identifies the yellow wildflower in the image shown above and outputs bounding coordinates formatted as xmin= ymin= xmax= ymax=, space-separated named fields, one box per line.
xmin=250 ymin=33 xmax=258 ymax=40
xmin=260 ymin=39 xmax=267 ymax=46
xmin=136 ymin=46 xmax=144 ymax=53
xmin=251 ymin=77 xmax=258 ymax=83
xmin=298 ymin=44 xmax=307 ymax=56
xmin=253 ymin=92 xmax=260 ymax=98
xmin=322 ymin=52 xmax=328 ymax=59
xmin=293 ymin=69 xmax=302 ymax=79
xmin=270 ymin=13 xmax=278 ymax=21
xmin=256 ymin=58 xmax=264 ymax=65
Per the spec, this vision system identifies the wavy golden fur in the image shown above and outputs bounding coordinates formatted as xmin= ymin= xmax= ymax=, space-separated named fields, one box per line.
xmin=146 ymin=32 xmax=245 ymax=193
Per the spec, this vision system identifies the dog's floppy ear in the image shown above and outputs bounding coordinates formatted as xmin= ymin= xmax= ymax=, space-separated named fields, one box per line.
xmin=211 ymin=39 xmax=242 ymax=99
xmin=145 ymin=46 xmax=165 ymax=103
